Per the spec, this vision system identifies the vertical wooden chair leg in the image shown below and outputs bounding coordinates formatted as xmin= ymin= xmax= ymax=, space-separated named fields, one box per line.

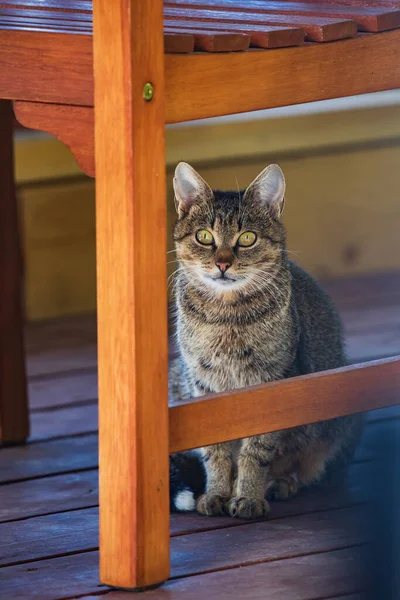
xmin=0 ymin=100 xmax=29 ymax=444
xmin=93 ymin=0 xmax=170 ymax=590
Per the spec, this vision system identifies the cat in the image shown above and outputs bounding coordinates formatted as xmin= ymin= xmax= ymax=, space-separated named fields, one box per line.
xmin=169 ymin=162 xmax=362 ymax=519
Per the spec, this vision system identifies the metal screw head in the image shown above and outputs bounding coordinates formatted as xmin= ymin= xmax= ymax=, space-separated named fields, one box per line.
xmin=143 ymin=82 xmax=154 ymax=101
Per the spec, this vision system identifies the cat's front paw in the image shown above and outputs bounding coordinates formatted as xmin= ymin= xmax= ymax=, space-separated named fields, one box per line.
xmin=228 ymin=497 xmax=270 ymax=519
xmin=197 ymin=493 xmax=229 ymax=517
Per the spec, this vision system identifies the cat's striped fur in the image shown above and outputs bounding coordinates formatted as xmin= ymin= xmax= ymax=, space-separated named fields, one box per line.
xmin=169 ymin=163 xmax=362 ymax=518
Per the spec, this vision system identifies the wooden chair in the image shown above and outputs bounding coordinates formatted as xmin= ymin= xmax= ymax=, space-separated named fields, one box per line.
xmin=0 ymin=0 xmax=399 ymax=591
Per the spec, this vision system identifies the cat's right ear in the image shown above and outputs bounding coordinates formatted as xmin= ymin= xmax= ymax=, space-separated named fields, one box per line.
xmin=243 ymin=164 xmax=286 ymax=218
xmin=173 ymin=162 xmax=213 ymax=217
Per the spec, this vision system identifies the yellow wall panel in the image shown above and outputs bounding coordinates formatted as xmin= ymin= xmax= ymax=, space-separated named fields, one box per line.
xmin=19 ymin=180 xmax=96 ymax=320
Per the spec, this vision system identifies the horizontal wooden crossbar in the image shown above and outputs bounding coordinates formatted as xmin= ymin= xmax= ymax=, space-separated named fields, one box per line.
xmin=169 ymin=355 xmax=400 ymax=453
xmin=2 ymin=29 xmax=400 ymax=120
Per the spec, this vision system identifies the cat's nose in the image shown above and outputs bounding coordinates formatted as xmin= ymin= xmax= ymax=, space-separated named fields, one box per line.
xmin=216 ymin=261 xmax=231 ymax=273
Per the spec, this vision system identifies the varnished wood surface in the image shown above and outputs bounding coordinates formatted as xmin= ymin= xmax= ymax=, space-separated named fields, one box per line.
xmin=170 ymin=356 xmax=400 ymax=452
xmin=0 ymin=100 xmax=29 ymax=443
xmin=167 ymin=0 xmax=400 ymax=33
xmin=165 ymin=5 xmax=358 ymax=42
xmin=165 ymin=29 xmax=400 ymax=121
xmin=165 ymin=19 xmax=306 ymax=48
xmin=0 ymin=1 xmax=399 ymax=120
xmin=14 ymin=101 xmax=95 ymax=177
xmin=0 ymin=269 xmax=398 ymax=598
xmin=8 ymin=29 xmax=400 ymax=138
xmin=164 ymin=26 xmax=250 ymax=51
xmin=93 ymin=0 xmax=170 ymax=589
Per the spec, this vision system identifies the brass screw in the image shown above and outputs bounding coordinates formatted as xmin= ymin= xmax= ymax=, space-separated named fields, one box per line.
xmin=143 ymin=82 xmax=154 ymax=102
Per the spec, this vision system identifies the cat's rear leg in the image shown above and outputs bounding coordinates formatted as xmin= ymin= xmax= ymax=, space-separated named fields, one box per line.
xmin=266 ymin=442 xmax=334 ymax=501
xmin=266 ymin=474 xmax=299 ymax=501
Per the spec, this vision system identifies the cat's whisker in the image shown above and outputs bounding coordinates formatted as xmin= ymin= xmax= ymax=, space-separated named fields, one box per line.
xmin=249 ymin=278 xmax=281 ymax=305
xmin=167 ymin=259 xmax=193 ymax=265
xmin=167 ymin=266 xmax=185 ymax=286
xmin=248 ymin=271 xmax=287 ymax=304
xmin=275 ymin=248 xmax=301 ymax=256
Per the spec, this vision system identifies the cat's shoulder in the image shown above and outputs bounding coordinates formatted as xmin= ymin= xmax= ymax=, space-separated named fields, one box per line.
xmin=289 ymin=261 xmax=333 ymax=305
xmin=289 ymin=260 xmax=318 ymax=289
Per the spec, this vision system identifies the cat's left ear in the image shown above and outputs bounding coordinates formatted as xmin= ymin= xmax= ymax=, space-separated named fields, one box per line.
xmin=173 ymin=162 xmax=213 ymax=218
xmin=243 ymin=164 xmax=286 ymax=218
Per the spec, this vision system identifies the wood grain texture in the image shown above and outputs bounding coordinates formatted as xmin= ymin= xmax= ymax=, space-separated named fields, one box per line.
xmin=164 ymin=29 xmax=400 ymax=122
xmin=0 ymin=470 xmax=98 ymax=522
xmin=0 ymin=551 xmax=106 ymax=600
xmin=164 ymin=31 xmax=195 ymax=53
xmin=29 ymin=402 xmax=97 ymax=440
xmin=93 ymin=0 xmax=170 ymax=589
xmin=80 ymin=595 xmax=368 ymax=600
xmin=0 ymin=6 xmax=195 ymax=52
xmin=1 ymin=29 xmax=400 ymax=119
xmin=27 ymin=345 xmax=97 ymax=377
xmin=0 ymin=507 xmax=99 ymax=567
xmin=0 ymin=0 xmax=91 ymax=10
xmin=164 ymin=6 xmax=358 ymax=42
xmin=0 ymin=29 xmax=93 ymax=105
xmin=0 ymin=434 xmax=98 ymax=483
xmin=9 ymin=29 xmax=400 ymax=177
xmin=1 ymin=406 xmax=391 ymax=482
xmin=89 ymin=547 xmax=366 ymax=600
xmin=170 ymin=356 xmax=400 ymax=452
xmin=0 ymin=100 xmax=29 ymax=443
xmin=14 ymin=101 xmax=95 ymax=176
xmin=167 ymin=0 xmax=400 ymax=33
xmin=288 ymin=0 xmax=400 ymax=7
xmin=0 ymin=546 xmax=366 ymax=600
xmin=164 ymin=18 xmax=305 ymax=48
xmin=0 ymin=505 xmax=365 ymax=573
xmin=29 ymin=370 xmax=98 ymax=411
xmin=0 ymin=455 xmax=372 ymax=533
xmin=165 ymin=26 xmax=250 ymax=51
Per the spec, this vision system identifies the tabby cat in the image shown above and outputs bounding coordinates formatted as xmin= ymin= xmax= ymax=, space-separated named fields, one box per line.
xmin=169 ymin=162 xmax=362 ymax=519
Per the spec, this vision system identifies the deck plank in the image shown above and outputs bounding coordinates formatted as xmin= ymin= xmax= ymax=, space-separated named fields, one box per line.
xmin=29 ymin=370 xmax=98 ymax=411
xmin=0 ymin=507 xmax=99 ymax=567
xmin=27 ymin=345 xmax=97 ymax=378
xmin=0 ymin=459 xmax=370 ymax=524
xmin=0 ymin=434 xmax=98 ymax=483
xmin=0 ymin=269 xmax=397 ymax=598
xmin=0 ymin=506 xmax=365 ymax=576
xmin=29 ymin=403 xmax=97 ymax=441
xmin=0 ymin=547 xmax=365 ymax=600
xmin=0 ymin=470 xmax=98 ymax=522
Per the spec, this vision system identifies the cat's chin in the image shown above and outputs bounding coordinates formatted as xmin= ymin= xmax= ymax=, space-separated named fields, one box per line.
xmin=202 ymin=275 xmax=243 ymax=295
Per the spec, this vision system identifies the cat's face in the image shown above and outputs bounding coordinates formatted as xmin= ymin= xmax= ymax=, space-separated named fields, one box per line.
xmin=173 ymin=163 xmax=287 ymax=295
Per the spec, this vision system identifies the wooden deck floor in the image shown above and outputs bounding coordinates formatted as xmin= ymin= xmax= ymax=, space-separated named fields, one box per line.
xmin=1 ymin=271 xmax=399 ymax=600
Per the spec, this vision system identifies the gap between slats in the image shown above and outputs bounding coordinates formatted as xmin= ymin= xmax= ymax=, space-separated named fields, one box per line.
xmin=164 ymin=6 xmax=358 ymax=42
xmin=166 ymin=0 xmax=400 ymax=33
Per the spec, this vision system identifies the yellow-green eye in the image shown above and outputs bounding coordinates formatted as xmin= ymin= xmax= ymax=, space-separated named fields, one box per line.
xmin=238 ymin=232 xmax=257 ymax=247
xmin=196 ymin=229 xmax=214 ymax=245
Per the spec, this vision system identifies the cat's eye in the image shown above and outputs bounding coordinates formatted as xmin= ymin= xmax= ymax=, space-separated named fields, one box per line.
xmin=237 ymin=232 xmax=257 ymax=247
xmin=196 ymin=229 xmax=214 ymax=245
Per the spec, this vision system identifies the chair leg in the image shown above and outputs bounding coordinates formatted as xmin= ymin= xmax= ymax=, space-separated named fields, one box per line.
xmin=93 ymin=0 xmax=170 ymax=590
xmin=0 ymin=100 xmax=29 ymax=444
